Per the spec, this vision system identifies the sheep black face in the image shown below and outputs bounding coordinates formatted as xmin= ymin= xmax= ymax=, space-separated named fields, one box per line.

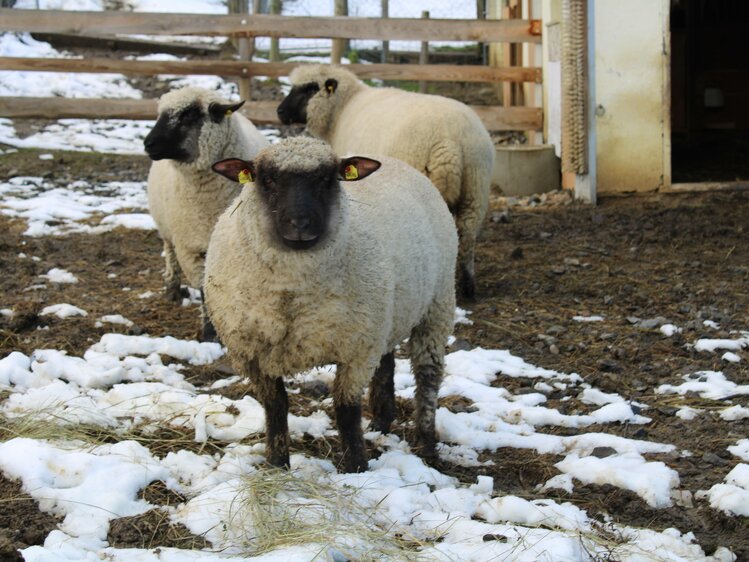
xmin=276 ymin=81 xmax=325 ymax=125
xmin=212 ymin=155 xmax=381 ymax=250
xmin=144 ymin=101 xmax=244 ymax=162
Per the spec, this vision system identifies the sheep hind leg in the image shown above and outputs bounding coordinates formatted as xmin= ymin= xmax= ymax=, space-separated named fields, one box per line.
xmin=333 ymin=366 xmax=368 ymax=473
xmin=163 ymin=240 xmax=184 ymax=303
xmin=454 ymin=209 xmax=478 ymax=302
xmin=250 ymin=367 xmax=290 ymax=469
xmin=409 ymin=306 xmax=451 ymax=460
xmin=369 ymin=351 xmax=395 ymax=434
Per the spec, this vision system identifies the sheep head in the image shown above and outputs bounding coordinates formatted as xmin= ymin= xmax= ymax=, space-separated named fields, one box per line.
xmin=144 ymin=87 xmax=245 ymax=163
xmin=212 ymin=138 xmax=380 ymax=251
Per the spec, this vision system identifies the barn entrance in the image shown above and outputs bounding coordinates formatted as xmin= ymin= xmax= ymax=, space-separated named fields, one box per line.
xmin=670 ymin=0 xmax=749 ymax=184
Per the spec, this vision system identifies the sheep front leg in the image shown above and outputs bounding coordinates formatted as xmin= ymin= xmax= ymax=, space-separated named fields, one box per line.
xmin=333 ymin=365 xmax=368 ymax=473
xmin=199 ymin=290 xmax=218 ymax=342
xmin=162 ymin=240 xmax=183 ymax=303
xmin=369 ymin=352 xmax=395 ymax=434
xmin=249 ymin=365 xmax=290 ymax=468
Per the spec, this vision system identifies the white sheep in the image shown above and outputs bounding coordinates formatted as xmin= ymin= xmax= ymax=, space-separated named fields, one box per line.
xmin=206 ymin=137 xmax=457 ymax=472
xmin=144 ymin=86 xmax=269 ymax=339
xmin=277 ymin=64 xmax=495 ymax=301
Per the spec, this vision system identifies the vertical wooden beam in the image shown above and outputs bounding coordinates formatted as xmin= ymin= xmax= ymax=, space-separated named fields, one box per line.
xmin=419 ymin=11 xmax=430 ymax=93
xmin=331 ymin=0 xmax=348 ymax=64
xmin=502 ymin=2 xmax=513 ymax=107
xmin=269 ymin=0 xmax=281 ymax=62
xmin=238 ymin=35 xmax=252 ymax=101
xmin=381 ymin=0 xmax=389 ymax=63
xmin=525 ymin=0 xmax=537 ymax=144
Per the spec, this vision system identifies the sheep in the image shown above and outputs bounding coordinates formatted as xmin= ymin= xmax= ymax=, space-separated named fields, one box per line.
xmin=277 ymin=64 xmax=495 ymax=301
xmin=206 ymin=137 xmax=457 ymax=472
xmin=144 ymin=87 xmax=269 ymax=340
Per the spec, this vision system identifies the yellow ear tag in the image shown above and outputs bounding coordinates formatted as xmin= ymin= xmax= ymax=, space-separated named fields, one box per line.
xmin=225 ymin=109 xmax=233 ymax=116
xmin=238 ymin=169 xmax=252 ymax=184
xmin=326 ymin=84 xmax=335 ymax=93
xmin=344 ymin=164 xmax=359 ymax=180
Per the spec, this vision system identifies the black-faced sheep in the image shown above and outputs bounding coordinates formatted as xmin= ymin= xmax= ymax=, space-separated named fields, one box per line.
xmin=276 ymin=64 xmax=495 ymax=301
xmin=206 ymin=137 xmax=457 ymax=473
xmin=144 ymin=87 xmax=269 ymax=340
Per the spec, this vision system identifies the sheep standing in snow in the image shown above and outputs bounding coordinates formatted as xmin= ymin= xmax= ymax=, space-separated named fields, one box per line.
xmin=144 ymin=87 xmax=269 ymax=340
xmin=206 ymin=137 xmax=457 ymax=472
xmin=277 ymin=64 xmax=495 ymax=301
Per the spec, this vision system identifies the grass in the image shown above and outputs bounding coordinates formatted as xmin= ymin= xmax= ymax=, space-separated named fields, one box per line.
xmin=228 ymin=467 xmax=436 ymax=560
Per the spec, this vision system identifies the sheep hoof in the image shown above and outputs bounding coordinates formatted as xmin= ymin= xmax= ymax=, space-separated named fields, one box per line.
xmin=458 ymin=268 xmax=476 ymax=302
xmin=165 ymin=284 xmax=185 ymax=303
xmin=412 ymin=432 xmax=438 ymax=460
xmin=265 ymin=451 xmax=291 ymax=469
xmin=341 ymin=452 xmax=368 ymax=474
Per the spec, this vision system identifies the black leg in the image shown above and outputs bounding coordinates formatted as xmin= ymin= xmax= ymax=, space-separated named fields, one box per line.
xmin=252 ymin=372 xmax=290 ymax=469
xmin=412 ymin=364 xmax=441 ymax=459
xmin=335 ymin=401 xmax=367 ymax=473
xmin=458 ymin=263 xmax=476 ymax=302
xmin=369 ymin=352 xmax=395 ymax=433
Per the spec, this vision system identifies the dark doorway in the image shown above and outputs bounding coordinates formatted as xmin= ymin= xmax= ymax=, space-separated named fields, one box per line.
xmin=670 ymin=0 xmax=749 ymax=183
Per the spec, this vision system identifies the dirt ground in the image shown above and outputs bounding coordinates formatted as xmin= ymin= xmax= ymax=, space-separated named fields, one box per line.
xmin=1 ymin=146 xmax=749 ymax=560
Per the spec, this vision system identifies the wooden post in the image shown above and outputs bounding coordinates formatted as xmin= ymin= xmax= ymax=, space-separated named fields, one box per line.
xmin=232 ymin=0 xmax=252 ymax=102
xmin=476 ymin=0 xmax=486 ymax=64
xmin=269 ymin=0 xmax=281 ymax=62
xmin=381 ymin=0 xmax=389 ymax=64
xmin=331 ymin=0 xmax=348 ymax=64
xmin=228 ymin=0 xmax=249 ymax=50
xmin=419 ymin=11 xmax=429 ymax=93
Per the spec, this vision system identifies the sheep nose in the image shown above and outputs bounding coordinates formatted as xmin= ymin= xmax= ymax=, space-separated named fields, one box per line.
xmin=290 ymin=216 xmax=310 ymax=230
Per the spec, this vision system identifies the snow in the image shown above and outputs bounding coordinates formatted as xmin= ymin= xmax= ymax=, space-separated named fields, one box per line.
xmin=660 ymin=323 xmax=682 ymax=337
xmin=700 ymin=464 xmax=749 ymax=517
xmin=41 ymin=267 xmax=78 ymax=283
xmin=722 ymin=351 xmax=741 ymax=363
xmin=40 ymin=303 xmax=88 ymax=318
xmin=573 ymin=315 xmax=604 ymax=322
xmin=0 ymin=3 xmax=744 ymax=560
xmin=96 ymin=314 xmax=134 ymax=327
xmin=728 ymin=439 xmax=749 ymax=462
xmin=656 ymin=371 xmax=749 ymax=400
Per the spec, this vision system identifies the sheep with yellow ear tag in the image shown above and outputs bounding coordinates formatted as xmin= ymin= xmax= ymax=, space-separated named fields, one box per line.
xmin=205 ymin=137 xmax=457 ymax=473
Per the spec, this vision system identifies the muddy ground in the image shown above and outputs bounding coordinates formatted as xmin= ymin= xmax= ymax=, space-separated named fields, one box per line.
xmin=1 ymin=145 xmax=749 ymax=560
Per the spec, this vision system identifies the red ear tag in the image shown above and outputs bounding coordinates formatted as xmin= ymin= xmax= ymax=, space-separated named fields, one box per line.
xmin=344 ymin=164 xmax=359 ymax=180
xmin=238 ymin=169 xmax=253 ymax=184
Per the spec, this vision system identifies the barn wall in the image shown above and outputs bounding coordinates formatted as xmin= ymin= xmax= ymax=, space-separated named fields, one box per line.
xmin=593 ymin=0 xmax=670 ymax=193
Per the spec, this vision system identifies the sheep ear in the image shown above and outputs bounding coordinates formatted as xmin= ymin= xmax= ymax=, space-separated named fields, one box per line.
xmin=208 ymin=101 xmax=246 ymax=123
xmin=338 ymin=157 xmax=381 ymax=181
xmin=212 ymin=158 xmax=255 ymax=184
xmin=324 ymin=78 xmax=338 ymax=95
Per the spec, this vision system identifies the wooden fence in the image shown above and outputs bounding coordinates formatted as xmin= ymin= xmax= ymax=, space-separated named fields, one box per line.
xmin=0 ymin=8 xmax=543 ymax=131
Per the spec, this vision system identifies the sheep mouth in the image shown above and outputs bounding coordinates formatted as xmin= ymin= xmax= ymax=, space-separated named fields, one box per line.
xmin=280 ymin=233 xmax=321 ymax=250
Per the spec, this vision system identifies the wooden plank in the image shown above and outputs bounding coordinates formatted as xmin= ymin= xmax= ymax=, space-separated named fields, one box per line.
xmin=0 ymin=9 xmax=541 ymax=43
xmin=664 ymin=181 xmax=749 ymax=193
xmin=0 ymin=97 xmax=542 ymax=131
xmin=0 ymin=57 xmax=542 ymax=83
xmin=30 ymin=32 xmax=221 ymax=55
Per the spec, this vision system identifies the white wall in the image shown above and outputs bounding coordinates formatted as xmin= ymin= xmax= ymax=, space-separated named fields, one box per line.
xmin=593 ymin=0 xmax=669 ymax=193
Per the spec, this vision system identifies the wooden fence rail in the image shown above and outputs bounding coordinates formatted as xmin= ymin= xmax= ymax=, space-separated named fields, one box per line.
xmin=0 ymin=8 xmax=544 ymax=131
xmin=0 ymin=9 xmax=541 ymax=43
xmin=0 ymin=57 xmax=542 ymax=84
xmin=0 ymin=97 xmax=544 ymax=131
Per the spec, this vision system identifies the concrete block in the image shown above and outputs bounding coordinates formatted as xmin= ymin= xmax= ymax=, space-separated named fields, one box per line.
xmin=492 ymin=144 xmax=560 ymax=196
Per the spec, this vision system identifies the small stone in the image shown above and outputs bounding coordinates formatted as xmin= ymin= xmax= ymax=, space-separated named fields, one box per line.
xmin=702 ymin=452 xmax=728 ymax=466
xmin=549 ymin=344 xmax=560 ymax=355
xmin=510 ymin=247 xmax=524 ymax=260
xmin=626 ymin=316 xmax=641 ymax=325
xmin=537 ymin=334 xmax=557 ymax=345
xmin=603 ymin=295 xmax=614 ymax=305
xmin=597 ymin=359 xmax=621 ymax=373
xmin=540 ymin=231 xmax=553 ymax=239
xmin=657 ymin=406 xmax=678 ymax=416
xmin=483 ymin=534 xmax=508 ymax=543
xmin=638 ymin=316 xmax=669 ymax=330
xmin=449 ymin=338 xmax=472 ymax=352
xmin=299 ymin=380 xmax=329 ymax=399
xmin=599 ymin=333 xmax=616 ymax=341
xmin=591 ymin=446 xmax=617 ymax=458
xmin=551 ymin=265 xmax=566 ymax=275
xmin=563 ymin=258 xmax=580 ymax=266
xmin=547 ymin=325 xmax=566 ymax=335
